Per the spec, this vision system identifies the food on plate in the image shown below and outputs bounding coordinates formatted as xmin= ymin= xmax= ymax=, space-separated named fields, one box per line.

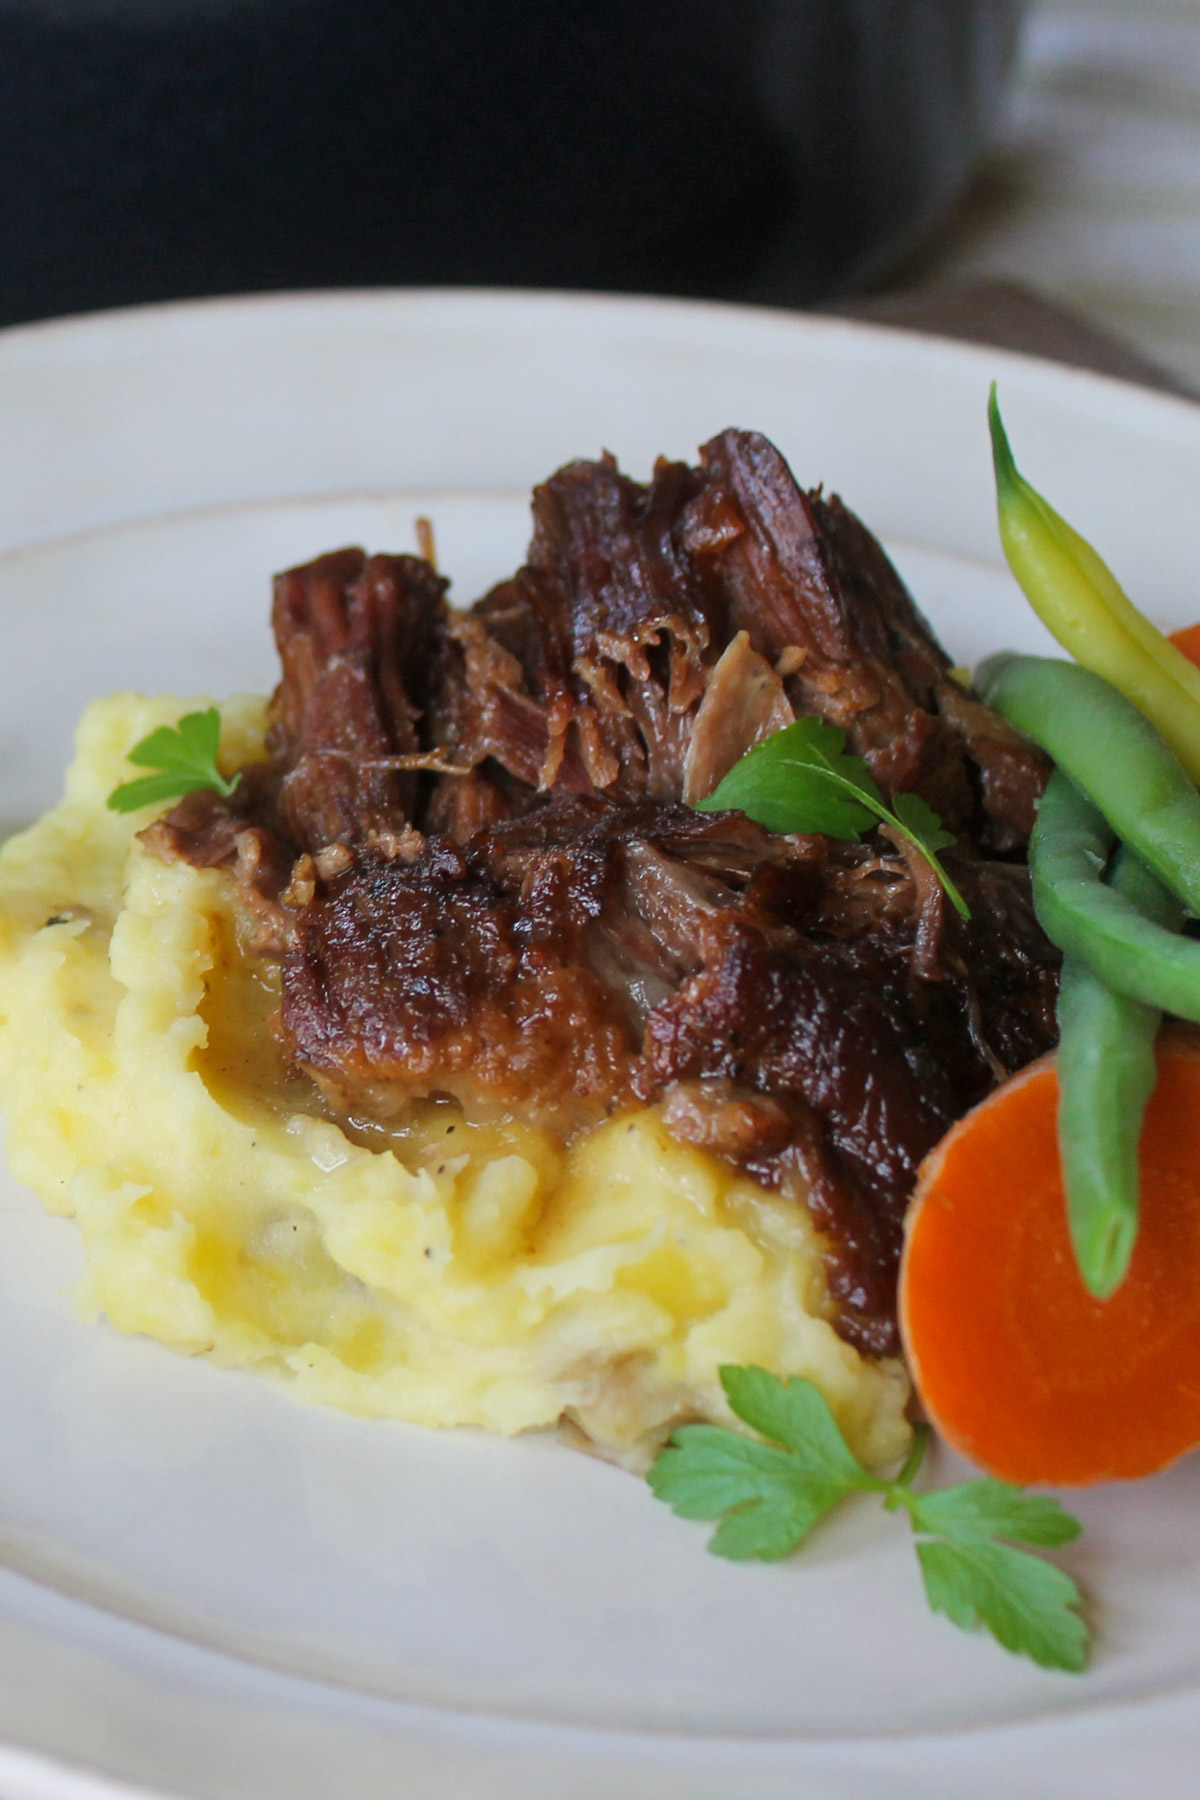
xmin=107 ymin=705 xmax=240 ymax=816
xmin=648 ymin=405 xmax=1200 ymax=1670
xmin=1053 ymin=835 xmax=1181 ymax=1297
xmin=1170 ymin=622 xmax=1200 ymax=668
xmin=649 ymin=1364 xmax=1087 ymax=1672
xmin=0 ymin=427 xmax=1061 ymax=1477
xmin=989 ymin=387 xmax=1200 ymax=783
xmin=881 ymin=399 xmax=1200 ymax=1501
xmin=977 ymin=652 xmax=1200 ymax=920
xmin=978 ymin=400 xmax=1200 ymax=1310
xmin=695 ymin=714 xmax=970 ymax=920
xmin=976 ymin=654 xmax=1200 ymax=1295
xmin=1018 ymin=758 xmax=1200 ymax=1025
xmin=900 ymin=1029 xmax=1200 ymax=1488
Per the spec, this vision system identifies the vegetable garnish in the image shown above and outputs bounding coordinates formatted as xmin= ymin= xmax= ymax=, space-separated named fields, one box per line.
xmin=107 ymin=708 xmax=240 ymax=815
xmin=697 ymin=717 xmax=970 ymax=920
xmin=1170 ymin=622 xmax=1200 ymax=669
xmin=648 ymin=1366 xmax=1088 ymax=1672
xmin=977 ymin=653 xmax=1200 ymax=920
xmin=900 ymin=1030 xmax=1200 ymax=1488
xmin=1026 ymin=767 xmax=1200 ymax=1022
xmin=989 ymin=386 xmax=1200 ymax=786
xmin=1056 ymin=837 xmax=1181 ymax=1298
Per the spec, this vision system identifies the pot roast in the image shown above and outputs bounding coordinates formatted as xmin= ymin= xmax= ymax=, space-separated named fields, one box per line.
xmin=149 ymin=429 xmax=1058 ymax=1356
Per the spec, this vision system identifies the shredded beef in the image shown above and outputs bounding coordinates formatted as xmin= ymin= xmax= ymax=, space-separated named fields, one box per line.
xmin=269 ymin=548 xmax=450 ymax=851
xmin=147 ymin=428 xmax=1058 ymax=1357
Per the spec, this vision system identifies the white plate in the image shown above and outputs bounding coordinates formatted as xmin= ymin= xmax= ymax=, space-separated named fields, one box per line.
xmin=1 ymin=289 xmax=1199 ymax=1800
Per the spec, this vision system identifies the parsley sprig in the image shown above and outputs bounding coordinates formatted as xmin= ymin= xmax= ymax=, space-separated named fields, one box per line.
xmin=697 ymin=718 xmax=970 ymax=920
xmin=107 ymin=708 xmax=240 ymax=815
xmin=649 ymin=1366 xmax=1088 ymax=1672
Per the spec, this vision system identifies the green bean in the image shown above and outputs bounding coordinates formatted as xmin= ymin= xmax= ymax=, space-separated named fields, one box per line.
xmin=977 ymin=652 xmax=1200 ymax=916
xmin=1029 ymin=770 xmax=1200 ymax=1018
xmin=1057 ymin=847 xmax=1181 ymax=1298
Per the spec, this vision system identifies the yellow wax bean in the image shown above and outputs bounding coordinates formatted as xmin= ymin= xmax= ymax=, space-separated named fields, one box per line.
xmin=1043 ymin=499 xmax=1200 ymax=694
xmin=989 ymin=388 xmax=1200 ymax=788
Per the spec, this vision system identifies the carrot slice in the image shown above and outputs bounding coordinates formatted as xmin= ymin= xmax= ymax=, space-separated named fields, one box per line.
xmin=1169 ymin=622 xmax=1200 ymax=669
xmin=899 ymin=1029 xmax=1200 ymax=1485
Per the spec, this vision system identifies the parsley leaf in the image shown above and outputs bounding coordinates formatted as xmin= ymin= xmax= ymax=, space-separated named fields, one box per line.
xmin=698 ymin=718 xmax=880 ymax=839
xmin=904 ymin=1479 xmax=1082 ymax=1549
xmin=696 ymin=718 xmax=970 ymax=920
xmin=894 ymin=1479 xmax=1088 ymax=1670
xmin=648 ymin=1371 xmax=875 ymax=1561
xmin=648 ymin=1432 xmax=840 ymax=1562
xmin=107 ymin=708 xmax=241 ymax=815
xmin=648 ymin=1366 xmax=1089 ymax=1671
xmin=892 ymin=790 xmax=957 ymax=857
xmin=718 ymin=1365 xmax=868 ymax=1481
xmin=914 ymin=1539 xmax=1089 ymax=1673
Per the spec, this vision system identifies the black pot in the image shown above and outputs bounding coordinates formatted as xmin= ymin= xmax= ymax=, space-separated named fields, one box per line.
xmin=0 ymin=0 xmax=1023 ymax=327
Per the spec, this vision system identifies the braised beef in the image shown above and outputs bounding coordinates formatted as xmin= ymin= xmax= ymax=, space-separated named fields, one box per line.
xmin=269 ymin=548 xmax=450 ymax=851
xmin=149 ymin=429 xmax=1058 ymax=1356
xmin=683 ymin=431 xmax=1046 ymax=850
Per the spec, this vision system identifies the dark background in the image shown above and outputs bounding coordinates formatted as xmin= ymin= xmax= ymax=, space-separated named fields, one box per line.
xmin=0 ymin=0 xmax=1022 ymax=327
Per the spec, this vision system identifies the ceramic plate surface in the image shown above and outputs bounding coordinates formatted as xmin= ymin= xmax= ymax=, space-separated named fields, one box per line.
xmin=0 ymin=290 xmax=1198 ymax=1800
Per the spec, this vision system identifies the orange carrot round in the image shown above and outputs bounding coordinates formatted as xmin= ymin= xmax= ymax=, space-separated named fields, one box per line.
xmin=899 ymin=1030 xmax=1200 ymax=1485
xmin=1169 ymin=622 xmax=1200 ymax=669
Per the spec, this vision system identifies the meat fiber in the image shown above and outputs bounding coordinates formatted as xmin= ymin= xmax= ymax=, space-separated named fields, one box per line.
xmin=147 ymin=429 xmax=1058 ymax=1356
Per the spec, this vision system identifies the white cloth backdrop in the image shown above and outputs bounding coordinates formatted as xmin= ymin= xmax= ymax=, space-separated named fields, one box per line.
xmin=914 ymin=0 xmax=1200 ymax=388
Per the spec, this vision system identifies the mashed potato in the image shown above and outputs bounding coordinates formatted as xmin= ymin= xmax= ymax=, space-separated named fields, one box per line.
xmin=0 ymin=693 xmax=910 ymax=1468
